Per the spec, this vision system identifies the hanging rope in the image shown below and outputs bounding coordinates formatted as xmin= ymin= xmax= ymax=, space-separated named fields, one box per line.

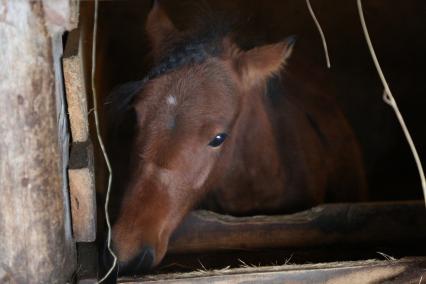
xmin=357 ymin=0 xmax=426 ymax=205
xmin=306 ymin=0 xmax=331 ymax=68
xmin=90 ymin=0 xmax=118 ymax=282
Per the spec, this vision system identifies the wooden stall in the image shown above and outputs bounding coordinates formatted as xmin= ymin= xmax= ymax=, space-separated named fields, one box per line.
xmin=78 ymin=0 xmax=426 ymax=282
xmin=1 ymin=0 xmax=426 ymax=283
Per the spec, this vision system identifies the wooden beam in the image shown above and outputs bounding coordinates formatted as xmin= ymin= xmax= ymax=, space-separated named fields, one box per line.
xmin=169 ymin=201 xmax=426 ymax=253
xmin=64 ymin=27 xmax=90 ymax=142
xmin=120 ymin=257 xmax=426 ymax=283
xmin=69 ymin=141 xmax=97 ymax=242
xmin=0 ymin=1 xmax=76 ymax=283
xmin=63 ymin=22 xmax=97 ymax=242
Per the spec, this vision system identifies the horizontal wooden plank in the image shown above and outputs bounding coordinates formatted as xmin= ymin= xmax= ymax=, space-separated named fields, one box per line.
xmin=168 ymin=201 xmax=426 ymax=253
xmin=119 ymin=257 xmax=426 ymax=283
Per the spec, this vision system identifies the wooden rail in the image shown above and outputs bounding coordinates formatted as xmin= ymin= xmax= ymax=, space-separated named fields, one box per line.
xmin=169 ymin=201 xmax=426 ymax=253
xmin=121 ymin=257 xmax=426 ymax=283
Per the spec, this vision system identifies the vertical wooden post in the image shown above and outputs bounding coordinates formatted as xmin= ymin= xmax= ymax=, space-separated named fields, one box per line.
xmin=0 ymin=1 xmax=77 ymax=283
xmin=63 ymin=27 xmax=97 ymax=242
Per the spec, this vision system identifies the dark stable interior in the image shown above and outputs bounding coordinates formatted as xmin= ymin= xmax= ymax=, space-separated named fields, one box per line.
xmin=76 ymin=0 xmax=426 ymax=279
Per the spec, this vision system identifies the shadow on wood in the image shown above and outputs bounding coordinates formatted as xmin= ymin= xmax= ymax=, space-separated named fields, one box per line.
xmin=169 ymin=201 xmax=426 ymax=253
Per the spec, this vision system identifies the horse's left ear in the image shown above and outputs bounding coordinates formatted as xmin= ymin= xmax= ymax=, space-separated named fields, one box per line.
xmin=233 ymin=36 xmax=296 ymax=88
xmin=146 ymin=0 xmax=178 ymax=53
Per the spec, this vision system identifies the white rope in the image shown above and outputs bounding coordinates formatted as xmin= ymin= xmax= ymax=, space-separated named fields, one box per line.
xmin=357 ymin=0 xmax=426 ymax=206
xmin=90 ymin=0 xmax=118 ymax=282
xmin=306 ymin=0 xmax=331 ymax=68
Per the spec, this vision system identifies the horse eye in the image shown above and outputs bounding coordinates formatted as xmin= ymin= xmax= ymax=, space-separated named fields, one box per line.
xmin=208 ymin=133 xmax=228 ymax=147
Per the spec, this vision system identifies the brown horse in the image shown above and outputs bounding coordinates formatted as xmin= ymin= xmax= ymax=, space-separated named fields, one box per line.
xmin=105 ymin=0 xmax=367 ymax=276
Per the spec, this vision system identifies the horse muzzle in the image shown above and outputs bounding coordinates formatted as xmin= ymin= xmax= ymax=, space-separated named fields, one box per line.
xmin=117 ymin=245 xmax=156 ymax=276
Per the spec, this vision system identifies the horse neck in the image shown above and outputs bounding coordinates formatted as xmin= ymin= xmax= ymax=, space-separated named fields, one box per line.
xmin=233 ymin=84 xmax=285 ymax=179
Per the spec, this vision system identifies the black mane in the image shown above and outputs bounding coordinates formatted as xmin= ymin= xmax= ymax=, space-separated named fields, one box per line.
xmin=107 ymin=20 xmax=231 ymax=113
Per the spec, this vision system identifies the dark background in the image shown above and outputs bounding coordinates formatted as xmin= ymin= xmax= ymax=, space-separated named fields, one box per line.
xmin=94 ymin=0 xmax=426 ymax=202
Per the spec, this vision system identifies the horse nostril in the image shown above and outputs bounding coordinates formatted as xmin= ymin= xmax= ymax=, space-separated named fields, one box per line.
xmin=118 ymin=246 xmax=156 ymax=276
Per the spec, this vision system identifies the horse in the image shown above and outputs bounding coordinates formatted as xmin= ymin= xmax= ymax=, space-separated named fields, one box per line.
xmin=103 ymin=0 xmax=367 ymax=277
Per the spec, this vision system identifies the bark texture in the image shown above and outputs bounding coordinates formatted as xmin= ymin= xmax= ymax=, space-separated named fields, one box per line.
xmin=0 ymin=1 xmax=75 ymax=283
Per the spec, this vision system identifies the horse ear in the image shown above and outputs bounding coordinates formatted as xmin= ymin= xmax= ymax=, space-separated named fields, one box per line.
xmin=234 ymin=36 xmax=296 ymax=88
xmin=146 ymin=0 xmax=177 ymax=51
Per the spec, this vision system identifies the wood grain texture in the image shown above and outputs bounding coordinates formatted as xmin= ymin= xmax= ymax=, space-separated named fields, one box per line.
xmin=169 ymin=201 xmax=426 ymax=253
xmin=0 ymin=0 xmax=76 ymax=283
xmin=43 ymin=0 xmax=79 ymax=33
xmin=64 ymin=27 xmax=90 ymax=142
xmin=121 ymin=257 xmax=426 ymax=283
xmin=69 ymin=141 xmax=97 ymax=242
xmin=63 ymin=14 xmax=97 ymax=243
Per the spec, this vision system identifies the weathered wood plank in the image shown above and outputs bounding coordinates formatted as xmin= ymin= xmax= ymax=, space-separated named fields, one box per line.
xmin=53 ymin=29 xmax=77 ymax=282
xmin=64 ymin=27 xmax=90 ymax=142
xmin=169 ymin=201 xmax=426 ymax=253
xmin=0 ymin=0 xmax=76 ymax=283
xmin=69 ymin=141 xmax=97 ymax=242
xmin=63 ymin=19 xmax=97 ymax=242
xmin=120 ymin=257 xmax=426 ymax=284
xmin=43 ymin=0 xmax=79 ymax=33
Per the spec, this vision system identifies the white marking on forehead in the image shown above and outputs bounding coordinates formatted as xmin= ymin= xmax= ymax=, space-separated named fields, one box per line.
xmin=166 ymin=95 xmax=177 ymax=106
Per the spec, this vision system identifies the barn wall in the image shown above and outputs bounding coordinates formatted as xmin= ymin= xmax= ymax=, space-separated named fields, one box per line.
xmin=0 ymin=1 xmax=77 ymax=282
